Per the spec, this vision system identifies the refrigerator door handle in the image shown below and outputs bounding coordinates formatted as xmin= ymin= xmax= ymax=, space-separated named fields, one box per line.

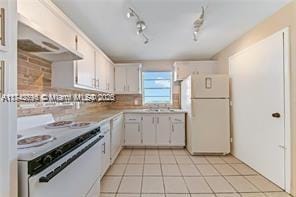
xmin=205 ymin=77 xmax=212 ymax=89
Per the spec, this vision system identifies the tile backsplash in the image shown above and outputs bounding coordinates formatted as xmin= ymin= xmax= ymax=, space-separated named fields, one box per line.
xmin=17 ymin=50 xmax=181 ymax=120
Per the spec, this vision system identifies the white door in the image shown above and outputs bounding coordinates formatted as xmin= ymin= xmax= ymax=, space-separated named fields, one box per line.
xmin=142 ymin=115 xmax=156 ymax=145
xmin=115 ymin=66 xmax=126 ymax=93
xmin=156 ymin=115 xmax=171 ymax=146
xmin=191 ymin=99 xmax=230 ymax=154
xmin=126 ymin=66 xmax=139 ymax=93
xmin=229 ymin=29 xmax=288 ymax=189
xmin=191 ymin=75 xmax=229 ymax=98
xmin=76 ymin=35 xmax=95 ymax=88
xmin=125 ymin=123 xmax=141 ymax=145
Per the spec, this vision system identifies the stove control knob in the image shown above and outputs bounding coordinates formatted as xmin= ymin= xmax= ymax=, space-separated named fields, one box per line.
xmin=54 ymin=149 xmax=63 ymax=157
xmin=42 ymin=155 xmax=53 ymax=164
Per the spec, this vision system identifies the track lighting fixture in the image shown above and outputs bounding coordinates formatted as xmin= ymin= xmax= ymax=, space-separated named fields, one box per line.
xmin=127 ymin=8 xmax=149 ymax=44
xmin=193 ymin=6 xmax=206 ymax=42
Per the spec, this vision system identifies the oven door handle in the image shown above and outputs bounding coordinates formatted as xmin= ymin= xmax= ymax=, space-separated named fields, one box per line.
xmin=39 ymin=136 xmax=102 ymax=183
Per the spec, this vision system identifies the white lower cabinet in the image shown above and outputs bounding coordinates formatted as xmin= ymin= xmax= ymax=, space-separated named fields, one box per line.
xmin=142 ymin=115 xmax=156 ymax=146
xmin=171 ymin=122 xmax=185 ymax=146
xmin=111 ymin=114 xmax=123 ymax=164
xmin=156 ymin=115 xmax=171 ymax=146
xmin=125 ymin=123 xmax=142 ymax=145
xmin=100 ymin=121 xmax=111 ymax=178
xmin=124 ymin=113 xmax=185 ymax=147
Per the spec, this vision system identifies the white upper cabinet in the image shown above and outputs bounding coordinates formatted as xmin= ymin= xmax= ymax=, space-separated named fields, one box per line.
xmin=114 ymin=66 xmax=126 ymax=93
xmin=0 ymin=0 xmax=8 ymax=52
xmin=29 ymin=0 xmax=115 ymax=93
xmin=95 ymin=51 xmax=107 ymax=91
xmin=114 ymin=63 xmax=141 ymax=94
xmin=173 ymin=61 xmax=218 ymax=81
xmin=76 ymin=35 xmax=95 ymax=88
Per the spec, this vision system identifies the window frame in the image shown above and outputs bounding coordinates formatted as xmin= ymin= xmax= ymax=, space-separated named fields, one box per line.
xmin=142 ymin=71 xmax=173 ymax=105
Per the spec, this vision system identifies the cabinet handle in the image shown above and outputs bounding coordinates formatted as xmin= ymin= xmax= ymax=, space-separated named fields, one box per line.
xmin=157 ymin=117 xmax=159 ymax=124
xmin=97 ymin=79 xmax=100 ymax=88
xmin=102 ymin=142 xmax=106 ymax=154
xmin=0 ymin=61 xmax=4 ymax=96
xmin=0 ymin=8 xmax=5 ymax=46
xmin=152 ymin=117 xmax=154 ymax=124
xmin=172 ymin=124 xmax=174 ymax=132
xmin=138 ymin=124 xmax=140 ymax=132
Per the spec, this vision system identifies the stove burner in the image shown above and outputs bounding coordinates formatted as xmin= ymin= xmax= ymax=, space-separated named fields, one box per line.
xmin=70 ymin=122 xmax=91 ymax=129
xmin=17 ymin=135 xmax=55 ymax=149
xmin=45 ymin=121 xmax=73 ymax=129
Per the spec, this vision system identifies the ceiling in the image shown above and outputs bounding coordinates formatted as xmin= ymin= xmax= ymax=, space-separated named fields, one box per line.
xmin=52 ymin=0 xmax=291 ymax=62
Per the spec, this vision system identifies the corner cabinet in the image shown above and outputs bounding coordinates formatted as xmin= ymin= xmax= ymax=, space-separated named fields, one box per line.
xmin=114 ymin=63 xmax=142 ymax=94
xmin=173 ymin=61 xmax=218 ymax=81
xmin=124 ymin=113 xmax=185 ymax=147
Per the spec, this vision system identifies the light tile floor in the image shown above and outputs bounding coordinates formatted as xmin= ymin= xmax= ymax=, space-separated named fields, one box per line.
xmin=100 ymin=148 xmax=292 ymax=197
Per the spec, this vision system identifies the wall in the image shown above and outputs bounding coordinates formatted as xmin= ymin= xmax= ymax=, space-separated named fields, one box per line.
xmin=17 ymin=50 xmax=111 ymax=120
xmin=212 ymin=1 xmax=296 ymax=195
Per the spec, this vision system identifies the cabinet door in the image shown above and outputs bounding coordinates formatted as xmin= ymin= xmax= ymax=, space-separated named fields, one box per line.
xmin=95 ymin=51 xmax=107 ymax=91
xmin=76 ymin=35 xmax=95 ymax=88
xmin=111 ymin=116 xmax=123 ymax=158
xmin=141 ymin=115 xmax=156 ymax=146
xmin=126 ymin=66 xmax=140 ymax=93
xmin=107 ymin=62 xmax=114 ymax=92
xmin=101 ymin=131 xmax=111 ymax=178
xmin=125 ymin=123 xmax=141 ymax=146
xmin=0 ymin=0 xmax=7 ymax=51
xmin=156 ymin=115 xmax=171 ymax=146
xmin=171 ymin=123 xmax=185 ymax=146
xmin=115 ymin=66 xmax=126 ymax=93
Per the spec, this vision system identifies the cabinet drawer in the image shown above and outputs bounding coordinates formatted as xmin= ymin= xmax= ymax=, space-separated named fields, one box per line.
xmin=171 ymin=114 xmax=185 ymax=123
xmin=125 ymin=114 xmax=141 ymax=123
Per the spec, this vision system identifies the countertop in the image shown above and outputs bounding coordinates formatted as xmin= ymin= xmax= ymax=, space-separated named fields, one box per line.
xmin=75 ymin=109 xmax=187 ymax=124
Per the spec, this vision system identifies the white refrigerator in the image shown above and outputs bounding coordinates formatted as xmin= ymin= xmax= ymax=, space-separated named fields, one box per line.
xmin=181 ymin=74 xmax=230 ymax=155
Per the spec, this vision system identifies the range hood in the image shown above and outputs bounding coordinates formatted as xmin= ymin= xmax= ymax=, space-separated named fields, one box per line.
xmin=17 ymin=14 xmax=83 ymax=62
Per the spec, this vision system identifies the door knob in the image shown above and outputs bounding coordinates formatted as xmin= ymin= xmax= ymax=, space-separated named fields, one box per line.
xmin=272 ymin=113 xmax=281 ymax=118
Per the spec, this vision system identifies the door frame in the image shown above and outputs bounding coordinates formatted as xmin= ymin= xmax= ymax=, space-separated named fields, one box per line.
xmin=229 ymin=28 xmax=291 ymax=192
xmin=282 ymin=27 xmax=291 ymax=193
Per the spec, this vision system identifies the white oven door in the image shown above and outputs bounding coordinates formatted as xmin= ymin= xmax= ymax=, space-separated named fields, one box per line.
xmin=28 ymin=137 xmax=102 ymax=197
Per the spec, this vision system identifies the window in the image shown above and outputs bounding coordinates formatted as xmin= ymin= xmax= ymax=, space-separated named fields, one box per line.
xmin=143 ymin=71 xmax=172 ymax=104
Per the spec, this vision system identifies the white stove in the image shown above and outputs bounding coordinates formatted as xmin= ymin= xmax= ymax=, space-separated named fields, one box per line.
xmin=17 ymin=114 xmax=103 ymax=197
